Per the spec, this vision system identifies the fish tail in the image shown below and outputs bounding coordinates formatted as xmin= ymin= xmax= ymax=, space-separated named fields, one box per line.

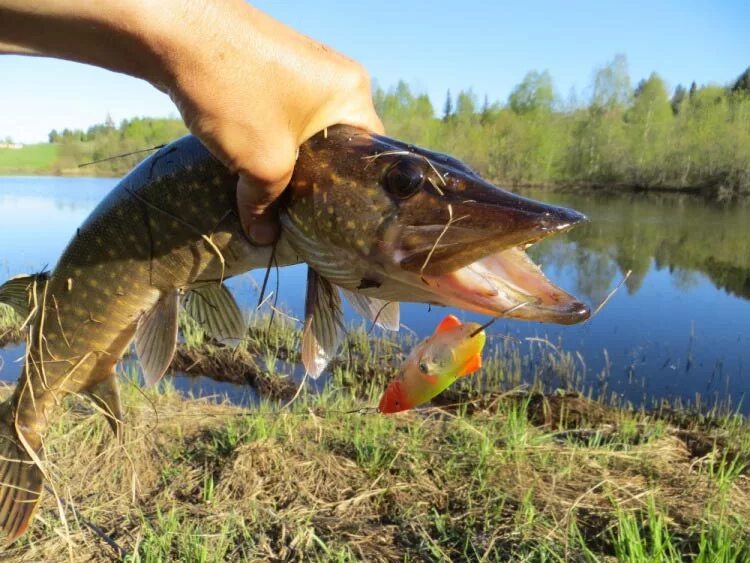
xmin=0 ymin=401 xmax=44 ymax=544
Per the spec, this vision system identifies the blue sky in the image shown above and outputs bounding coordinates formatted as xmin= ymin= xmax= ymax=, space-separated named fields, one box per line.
xmin=1 ymin=0 xmax=748 ymax=143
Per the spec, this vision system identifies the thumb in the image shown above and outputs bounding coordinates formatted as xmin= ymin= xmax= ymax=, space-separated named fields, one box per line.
xmin=236 ymin=171 xmax=292 ymax=246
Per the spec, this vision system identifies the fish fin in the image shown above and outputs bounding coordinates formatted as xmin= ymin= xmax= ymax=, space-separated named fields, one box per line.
xmin=460 ymin=353 xmax=482 ymax=377
xmin=86 ymin=372 xmax=124 ymax=442
xmin=301 ymin=269 xmax=344 ymax=379
xmin=435 ymin=314 xmax=462 ymax=334
xmin=183 ymin=282 xmax=245 ymax=343
xmin=0 ymin=273 xmax=49 ymax=319
xmin=135 ymin=290 xmax=179 ymax=387
xmin=340 ymin=289 xmax=400 ymax=331
xmin=0 ymin=402 xmax=44 ymax=544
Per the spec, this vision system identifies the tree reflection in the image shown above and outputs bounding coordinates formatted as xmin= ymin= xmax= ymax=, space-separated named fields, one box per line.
xmin=528 ymin=191 xmax=750 ymax=301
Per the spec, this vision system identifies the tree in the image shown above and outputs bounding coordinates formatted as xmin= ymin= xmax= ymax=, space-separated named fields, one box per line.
xmin=689 ymin=81 xmax=697 ymax=98
xmin=670 ymin=84 xmax=686 ymax=115
xmin=732 ymin=67 xmax=750 ymax=93
xmin=456 ymin=90 xmax=477 ymax=118
xmin=442 ymin=90 xmax=453 ymax=122
xmin=480 ymin=94 xmax=491 ymax=124
xmin=592 ymin=54 xmax=631 ymax=109
xmin=508 ymin=70 xmax=555 ymax=114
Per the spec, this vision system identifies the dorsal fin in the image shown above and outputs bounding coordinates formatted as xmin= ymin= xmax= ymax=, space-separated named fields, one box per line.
xmin=301 ymin=269 xmax=344 ymax=379
xmin=135 ymin=290 xmax=179 ymax=387
xmin=183 ymin=282 xmax=245 ymax=343
xmin=435 ymin=314 xmax=462 ymax=334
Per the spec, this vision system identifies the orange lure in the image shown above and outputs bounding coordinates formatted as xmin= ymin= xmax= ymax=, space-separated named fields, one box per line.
xmin=379 ymin=315 xmax=487 ymax=413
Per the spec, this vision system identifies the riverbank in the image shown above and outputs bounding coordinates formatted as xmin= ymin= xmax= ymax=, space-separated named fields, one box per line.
xmin=1 ymin=163 xmax=744 ymax=202
xmin=1 ymin=379 xmax=748 ymax=561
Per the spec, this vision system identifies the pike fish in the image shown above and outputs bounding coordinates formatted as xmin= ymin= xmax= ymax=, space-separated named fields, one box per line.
xmin=379 ymin=314 xmax=487 ymax=414
xmin=0 ymin=125 xmax=589 ymax=542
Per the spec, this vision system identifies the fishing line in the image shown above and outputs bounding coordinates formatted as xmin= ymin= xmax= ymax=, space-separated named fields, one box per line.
xmin=43 ymin=483 xmax=129 ymax=559
xmin=470 ymin=317 xmax=497 ymax=338
xmin=77 ymin=144 xmax=166 ymax=168
xmin=588 ymin=269 xmax=632 ymax=320
xmin=256 ymin=241 xmax=277 ymax=311
xmin=469 ymin=302 xmax=529 ymax=338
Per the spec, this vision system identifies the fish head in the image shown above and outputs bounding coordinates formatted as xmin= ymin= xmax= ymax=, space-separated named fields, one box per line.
xmin=419 ymin=315 xmax=487 ymax=379
xmin=282 ymin=125 xmax=590 ymax=324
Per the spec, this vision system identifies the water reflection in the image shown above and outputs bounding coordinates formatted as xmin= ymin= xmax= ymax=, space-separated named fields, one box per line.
xmin=529 ymin=191 xmax=750 ymax=303
xmin=1 ymin=178 xmax=749 ymax=411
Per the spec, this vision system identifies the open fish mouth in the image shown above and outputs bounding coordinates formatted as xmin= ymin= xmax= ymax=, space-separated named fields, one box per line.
xmin=422 ymin=230 xmax=590 ymax=325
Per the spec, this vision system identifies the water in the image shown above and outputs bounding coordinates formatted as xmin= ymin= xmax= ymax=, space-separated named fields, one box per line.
xmin=1 ymin=177 xmax=749 ymax=411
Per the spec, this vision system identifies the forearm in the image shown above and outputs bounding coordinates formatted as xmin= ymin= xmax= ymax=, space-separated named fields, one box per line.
xmin=0 ymin=0 xmax=278 ymax=90
xmin=0 ymin=0 xmax=174 ymax=85
xmin=0 ymin=0 xmax=381 ymax=247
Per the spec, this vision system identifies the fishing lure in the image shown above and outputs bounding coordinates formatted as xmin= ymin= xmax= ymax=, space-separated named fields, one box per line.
xmin=379 ymin=314 xmax=487 ymax=413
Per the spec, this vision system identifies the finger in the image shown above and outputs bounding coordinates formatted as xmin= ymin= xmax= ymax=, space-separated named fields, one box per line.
xmin=236 ymin=172 xmax=290 ymax=246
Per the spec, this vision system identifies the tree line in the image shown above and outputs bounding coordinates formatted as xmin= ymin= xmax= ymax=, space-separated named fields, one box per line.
xmin=47 ymin=115 xmax=188 ymax=175
xmin=377 ymin=56 xmax=750 ymax=199
xmin=27 ymin=56 xmax=750 ymax=197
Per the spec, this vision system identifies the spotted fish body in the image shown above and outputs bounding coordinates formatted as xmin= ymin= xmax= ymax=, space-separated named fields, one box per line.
xmin=0 ymin=125 xmax=591 ymax=543
xmin=0 ymin=136 xmax=301 ymax=542
xmin=378 ymin=315 xmax=486 ymax=414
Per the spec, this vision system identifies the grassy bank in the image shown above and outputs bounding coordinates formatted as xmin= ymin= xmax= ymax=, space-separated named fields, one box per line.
xmin=0 ymin=144 xmax=58 ymax=175
xmin=1 ymin=377 xmax=748 ymax=561
xmin=1 ymin=304 xmax=749 ymax=560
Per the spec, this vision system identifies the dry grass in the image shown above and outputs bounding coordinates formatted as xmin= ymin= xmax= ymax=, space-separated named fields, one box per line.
xmin=0 ymin=377 xmax=747 ymax=562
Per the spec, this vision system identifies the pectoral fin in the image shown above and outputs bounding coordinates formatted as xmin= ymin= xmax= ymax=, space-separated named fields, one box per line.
xmin=301 ymin=269 xmax=344 ymax=379
xmin=340 ymin=289 xmax=400 ymax=331
xmin=86 ymin=371 xmax=124 ymax=442
xmin=0 ymin=272 xmax=49 ymax=318
xmin=135 ymin=290 xmax=179 ymax=387
xmin=460 ymin=353 xmax=482 ymax=377
xmin=183 ymin=282 xmax=245 ymax=342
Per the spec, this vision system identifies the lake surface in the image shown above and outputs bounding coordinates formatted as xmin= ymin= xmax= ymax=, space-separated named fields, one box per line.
xmin=1 ymin=176 xmax=749 ymax=411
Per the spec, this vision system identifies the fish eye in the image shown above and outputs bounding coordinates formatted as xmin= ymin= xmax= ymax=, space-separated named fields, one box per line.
xmin=418 ymin=361 xmax=429 ymax=373
xmin=383 ymin=160 xmax=424 ymax=199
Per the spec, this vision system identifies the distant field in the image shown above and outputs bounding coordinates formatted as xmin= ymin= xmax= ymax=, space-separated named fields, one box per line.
xmin=0 ymin=143 xmax=57 ymax=174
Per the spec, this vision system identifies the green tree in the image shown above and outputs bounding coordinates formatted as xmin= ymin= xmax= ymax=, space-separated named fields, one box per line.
xmin=592 ymin=54 xmax=631 ymax=109
xmin=732 ymin=67 xmax=750 ymax=93
xmin=508 ymin=70 xmax=555 ymax=114
xmin=626 ymin=73 xmax=673 ymax=184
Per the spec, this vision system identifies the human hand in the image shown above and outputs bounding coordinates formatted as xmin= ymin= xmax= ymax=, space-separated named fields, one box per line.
xmin=158 ymin=2 xmax=384 ymax=244
xmin=0 ymin=0 xmax=383 ymax=245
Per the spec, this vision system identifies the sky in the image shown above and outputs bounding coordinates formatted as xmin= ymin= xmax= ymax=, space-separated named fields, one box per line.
xmin=1 ymin=0 xmax=748 ymax=143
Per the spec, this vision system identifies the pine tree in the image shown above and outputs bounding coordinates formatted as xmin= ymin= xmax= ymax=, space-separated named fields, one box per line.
xmin=671 ymin=84 xmax=686 ymax=115
xmin=442 ymin=90 xmax=453 ymax=122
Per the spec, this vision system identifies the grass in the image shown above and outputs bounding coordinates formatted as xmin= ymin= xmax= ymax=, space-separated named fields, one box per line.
xmin=0 ymin=376 xmax=747 ymax=561
xmin=1 ymin=309 xmax=749 ymax=560
xmin=0 ymin=144 xmax=58 ymax=174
